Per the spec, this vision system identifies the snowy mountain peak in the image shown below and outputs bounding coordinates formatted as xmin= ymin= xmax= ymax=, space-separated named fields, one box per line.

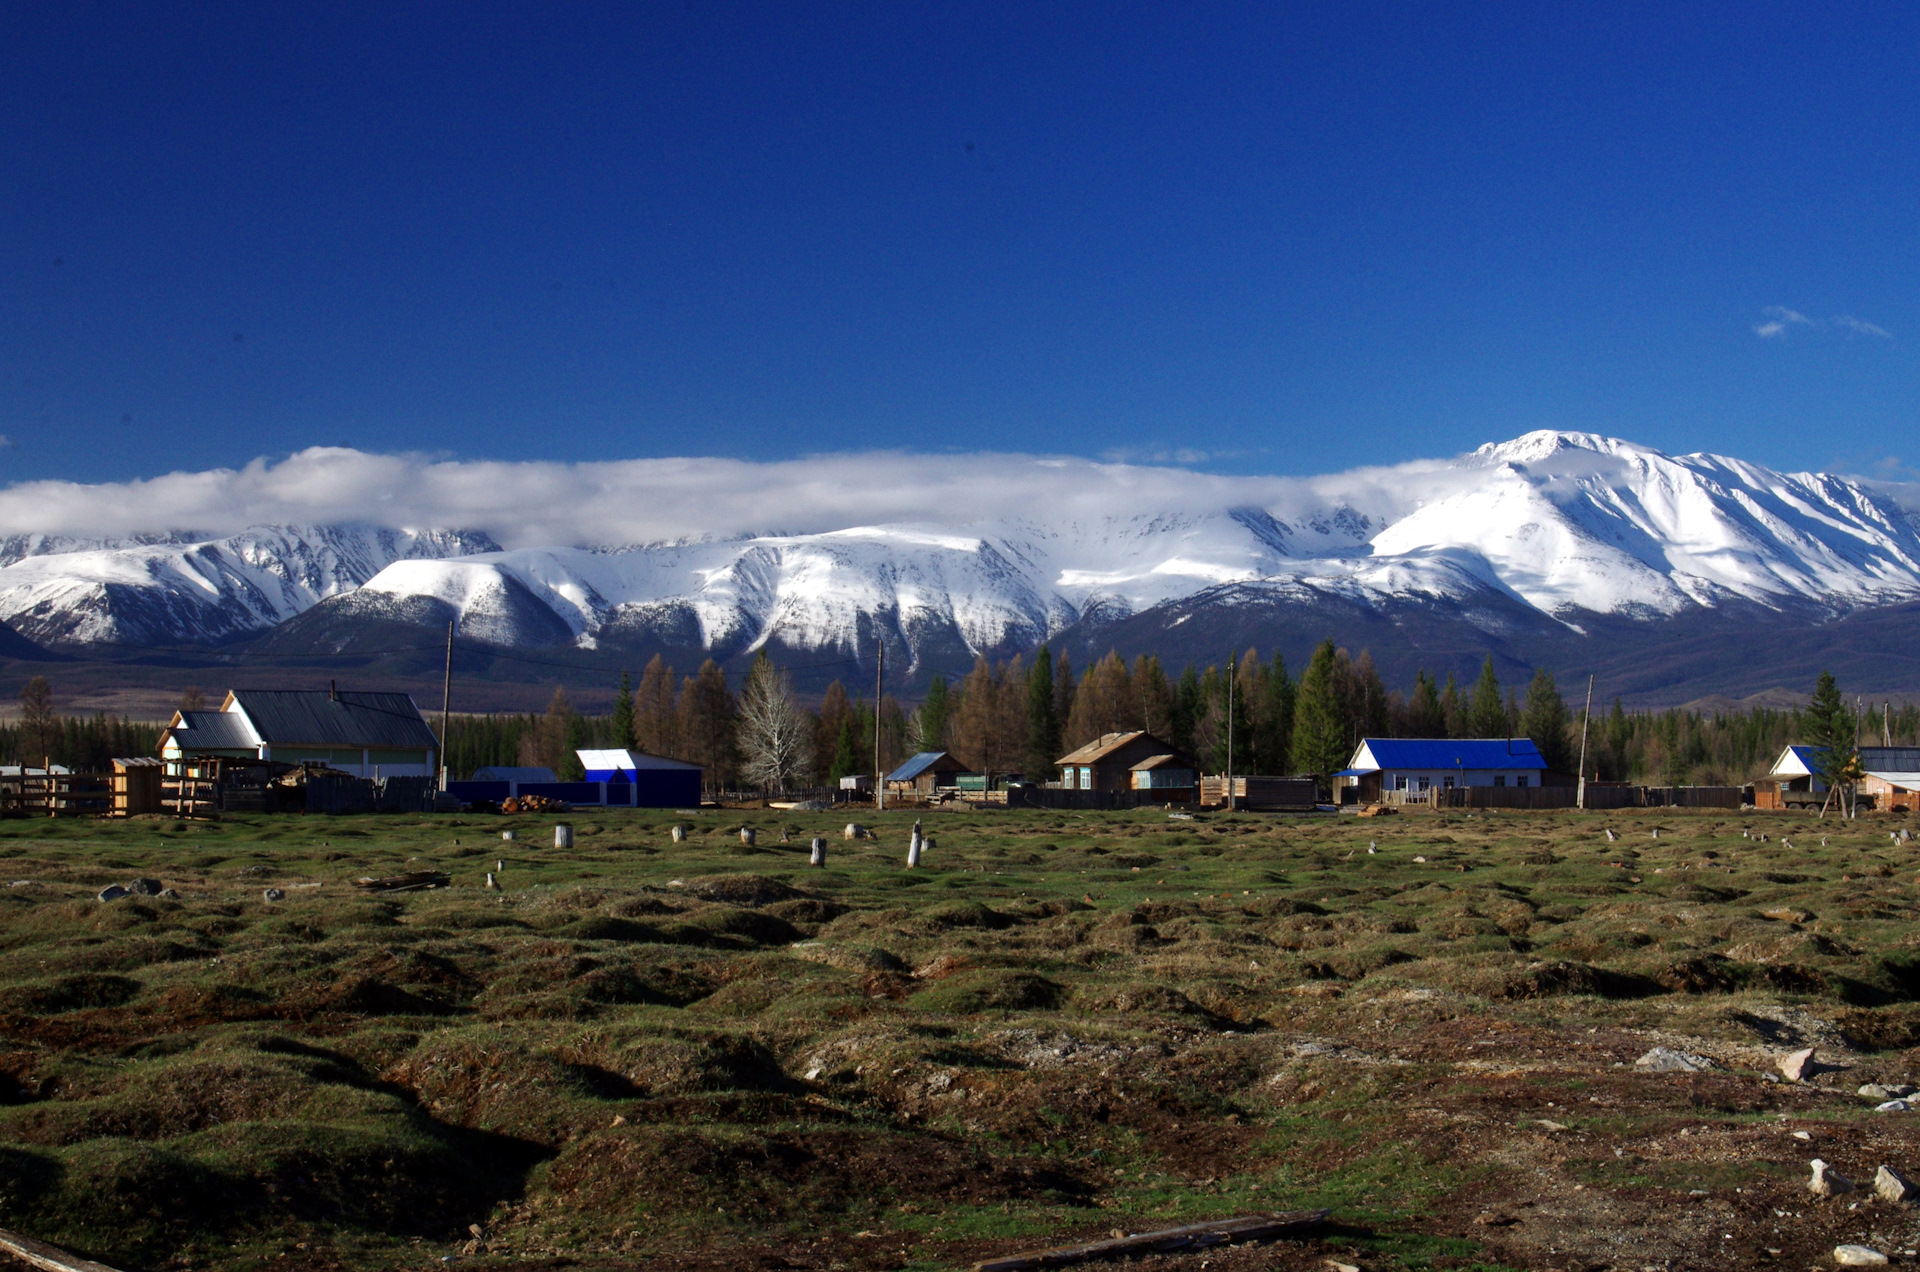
xmin=0 ymin=435 xmax=1916 ymax=666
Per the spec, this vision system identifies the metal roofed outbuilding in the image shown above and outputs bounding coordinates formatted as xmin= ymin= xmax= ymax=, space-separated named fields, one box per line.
xmin=886 ymin=750 xmax=969 ymax=795
xmin=573 ymin=748 xmax=703 ymax=808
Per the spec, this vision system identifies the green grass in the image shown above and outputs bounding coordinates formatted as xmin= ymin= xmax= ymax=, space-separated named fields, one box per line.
xmin=0 ymin=805 xmax=1913 ymax=1269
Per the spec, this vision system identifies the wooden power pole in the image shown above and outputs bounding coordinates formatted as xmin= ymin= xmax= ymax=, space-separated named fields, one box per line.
xmin=874 ymin=639 xmax=885 ymax=812
xmin=439 ymin=620 xmax=454 ymax=789
xmin=1224 ymin=651 xmax=1235 ymax=812
xmin=1575 ymin=674 xmax=1594 ymax=811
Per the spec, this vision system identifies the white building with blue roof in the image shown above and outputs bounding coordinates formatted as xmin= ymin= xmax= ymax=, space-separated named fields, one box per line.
xmin=1338 ymin=737 xmax=1551 ymax=803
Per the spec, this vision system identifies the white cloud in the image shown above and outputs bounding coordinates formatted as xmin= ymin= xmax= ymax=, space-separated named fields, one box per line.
xmin=1755 ymin=305 xmax=1813 ymax=338
xmin=0 ymin=446 xmax=1359 ymax=547
xmin=1834 ymin=314 xmax=1892 ymax=338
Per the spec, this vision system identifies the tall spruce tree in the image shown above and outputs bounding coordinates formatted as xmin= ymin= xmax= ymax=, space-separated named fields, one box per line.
xmin=1406 ymin=670 xmax=1445 ymax=737
xmin=1026 ymin=645 xmax=1061 ymax=777
xmin=1172 ymin=665 xmax=1202 ymax=756
xmin=1439 ymin=671 xmax=1465 ymax=738
xmin=1290 ymin=639 xmax=1348 ymax=778
xmin=1466 ymin=657 xmax=1506 ymax=737
xmin=611 ymin=670 xmax=637 ymax=752
xmin=1254 ymin=652 xmax=1294 ymax=775
xmin=1805 ymin=671 xmax=1854 ymax=789
xmin=916 ymin=674 xmax=953 ymax=753
xmin=1520 ymin=667 xmax=1572 ymax=772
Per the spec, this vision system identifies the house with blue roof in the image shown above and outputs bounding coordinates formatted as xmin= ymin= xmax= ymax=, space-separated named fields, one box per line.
xmin=1338 ymin=737 xmax=1551 ymax=804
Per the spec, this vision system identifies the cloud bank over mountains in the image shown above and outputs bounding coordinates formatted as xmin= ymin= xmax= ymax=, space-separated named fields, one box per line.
xmin=0 ymin=445 xmax=1505 ymax=549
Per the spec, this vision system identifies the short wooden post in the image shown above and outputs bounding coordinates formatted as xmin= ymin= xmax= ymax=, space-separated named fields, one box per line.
xmin=554 ymin=824 xmax=573 ymax=849
xmin=809 ymin=836 xmax=826 ymax=867
xmin=671 ymin=824 xmax=687 ymax=843
xmin=740 ymin=826 xmax=756 ymax=846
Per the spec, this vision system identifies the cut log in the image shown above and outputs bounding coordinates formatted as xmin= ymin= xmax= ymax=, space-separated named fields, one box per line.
xmin=0 ymin=1226 xmax=131 ymax=1272
xmin=971 ymin=1209 xmax=1330 ymax=1271
xmin=352 ymin=871 xmax=452 ymax=893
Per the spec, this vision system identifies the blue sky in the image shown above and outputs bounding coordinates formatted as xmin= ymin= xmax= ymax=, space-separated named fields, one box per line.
xmin=3 ymin=2 xmax=1915 ymax=484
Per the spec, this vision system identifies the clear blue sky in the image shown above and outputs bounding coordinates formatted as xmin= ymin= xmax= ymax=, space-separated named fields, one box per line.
xmin=4 ymin=2 xmax=1915 ymax=483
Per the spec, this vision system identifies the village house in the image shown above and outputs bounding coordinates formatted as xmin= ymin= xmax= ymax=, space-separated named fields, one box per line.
xmin=1055 ymin=731 xmax=1198 ymax=800
xmin=159 ymin=688 xmax=440 ymax=778
xmin=1337 ymin=737 xmax=1550 ymax=804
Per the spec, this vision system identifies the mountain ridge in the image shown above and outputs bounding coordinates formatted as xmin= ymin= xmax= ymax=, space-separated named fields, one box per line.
xmin=1 ymin=432 xmax=1917 ymax=701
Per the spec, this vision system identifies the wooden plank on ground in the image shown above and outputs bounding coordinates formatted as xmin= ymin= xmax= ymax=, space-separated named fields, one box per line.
xmin=0 ymin=1226 xmax=131 ymax=1272
xmin=971 ymin=1209 xmax=1331 ymax=1271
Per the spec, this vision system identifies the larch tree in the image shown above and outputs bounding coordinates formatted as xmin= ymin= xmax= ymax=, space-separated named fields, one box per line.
xmin=18 ymin=676 xmax=54 ymax=763
xmin=736 ymin=654 xmax=814 ymax=793
xmin=677 ymin=659 xmax=738 ymax=792
xmin=635 ymin=655 xmax=680 ymax=758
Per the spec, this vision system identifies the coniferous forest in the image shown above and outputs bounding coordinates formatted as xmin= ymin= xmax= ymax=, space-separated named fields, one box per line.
xmin=6 ymin=650 xmax=1912 ymax=793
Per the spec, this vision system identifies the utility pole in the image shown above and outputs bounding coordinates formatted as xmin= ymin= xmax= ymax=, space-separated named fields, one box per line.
xmin=1885 ymin=701 xmax=1893 ymax=748
xmin=1575 ymin=674 xmax=1594 ymax=811
xmin=438 ymin=620 xmax=454 ymax=789
xmin=1224 ymin=651 xmax=1236 ymax=812
xmin=874 ymin=638 xmax=885 ymax=812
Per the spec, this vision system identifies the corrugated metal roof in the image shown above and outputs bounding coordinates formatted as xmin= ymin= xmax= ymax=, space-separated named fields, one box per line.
xmin=1130 ymin=754 xmax=1189 ymax=771
xmin=1865 ymin=771 xmax=1920 ymax=788
xmin=887 ymin=751 xmax=961 ymax=782
xmin=1861 ymin=747 xmax=1920 ymax=771
xmin=166 ymin=710 xmax=260 ymax=750
xmin=229 ymin=690 xmax=439 ymax=749
xmin=1057 ymin=731 xmax=1149 ymax=765
xmin=1350 ymin=738 xmax=1548 ymax=772
xmin=576 ymin=748 xmax=701 ymax=773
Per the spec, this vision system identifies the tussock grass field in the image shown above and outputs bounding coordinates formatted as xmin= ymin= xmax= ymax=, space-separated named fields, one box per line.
xmin=4 ymin=807 xmax=1920 ymax=1272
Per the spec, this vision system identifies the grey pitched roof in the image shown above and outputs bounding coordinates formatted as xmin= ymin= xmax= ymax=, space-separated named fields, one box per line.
xmin=228 ymin=690 xmax=439 ymax=749
xmin=168 ymin=710 xmax=260 ymax=750
xmin=888 ymin=751 xmax=963 ymax=782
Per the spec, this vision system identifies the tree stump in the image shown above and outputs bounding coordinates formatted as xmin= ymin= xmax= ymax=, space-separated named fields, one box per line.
xmin=554 ymin=824 xmax=573 ymax=849
xmin=809 ymin=837 xmax=826 ymax=867
xmin=740 ymin=827 xmax=757 ymax=846
xmin=671 ymin=824 xmax=688 ymax=843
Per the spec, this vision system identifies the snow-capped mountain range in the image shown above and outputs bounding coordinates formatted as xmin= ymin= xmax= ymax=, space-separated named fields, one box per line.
xmin=4 ymin=432 xmax=1919 ymax=680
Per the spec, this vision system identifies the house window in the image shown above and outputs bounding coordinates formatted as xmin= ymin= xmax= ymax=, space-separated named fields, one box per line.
xmin=1395 ymin=775 xmax=1407 ymax=791
xmin=1417 ymin=776 xmax=1430 ymax=792
xmin=1080 ymin=767 xmax=1092 ymax=788
xmin=1516 ymin=775 xmax=1529 ymax=788
xmin=1494 ymin=775 xmax=1506 ymax=788
xmin=1443 ymin=776 xmax=1455 ymax=790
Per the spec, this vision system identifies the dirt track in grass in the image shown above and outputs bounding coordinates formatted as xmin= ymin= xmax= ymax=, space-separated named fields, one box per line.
xmin=5 ymin=806 xmax=1920 ymax=1270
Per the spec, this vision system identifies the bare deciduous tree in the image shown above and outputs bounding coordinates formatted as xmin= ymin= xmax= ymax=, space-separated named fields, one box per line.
xmin=736 ymin=656 xmax=814 ymax=793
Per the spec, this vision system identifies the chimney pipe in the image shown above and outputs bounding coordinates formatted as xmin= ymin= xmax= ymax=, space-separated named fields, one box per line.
xmin=329 ymin=679 xmax=337 ymax=701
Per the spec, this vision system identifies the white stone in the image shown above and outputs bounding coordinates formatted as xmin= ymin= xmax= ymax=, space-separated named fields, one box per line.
xmin=1810 ymin=1159 xmax=1856 ymax=1196
xmin=1780 ymin=1046 xmax=1818 ymax=1082
xmin=1634 ymin=1046 xmax=1715 ymax=1073
xmin=1875 ymin=1165 xmax=1917 ymax=1204
xmin=1833 ymin=1244 xmax=1888 ymax=1266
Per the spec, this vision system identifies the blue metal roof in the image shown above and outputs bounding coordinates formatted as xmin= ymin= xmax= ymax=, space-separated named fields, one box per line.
xmin=1351 ymin=738 xmax=1548 ymax=772
xmin=887 ymin=751 xmax=959 ymax=782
